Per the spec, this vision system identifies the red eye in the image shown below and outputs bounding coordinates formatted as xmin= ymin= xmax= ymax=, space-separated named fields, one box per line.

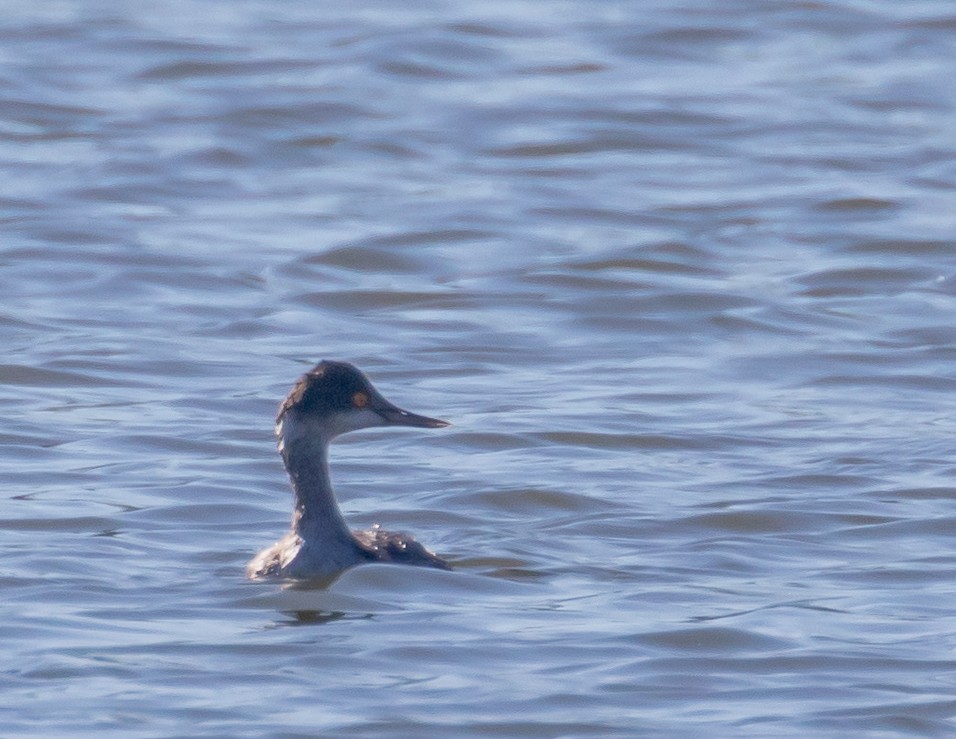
xmin=352 ymin=392 xmax=369 ymax=408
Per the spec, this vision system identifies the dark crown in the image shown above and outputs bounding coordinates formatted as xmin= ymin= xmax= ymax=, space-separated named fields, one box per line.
xmin=277 ymin=360 xmax=371 ymax=422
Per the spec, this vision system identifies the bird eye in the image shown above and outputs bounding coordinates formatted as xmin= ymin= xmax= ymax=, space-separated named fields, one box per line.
xmin=352 ymin=392 xmax=369 ymax=408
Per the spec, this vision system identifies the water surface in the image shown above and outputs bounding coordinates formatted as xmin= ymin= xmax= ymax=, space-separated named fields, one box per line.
xmin=2 ymin=0 xmax=956 ymax=735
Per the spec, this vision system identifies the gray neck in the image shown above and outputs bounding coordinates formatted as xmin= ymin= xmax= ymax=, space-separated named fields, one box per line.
xmin=278 ymin=417 xmax=352 ymax=544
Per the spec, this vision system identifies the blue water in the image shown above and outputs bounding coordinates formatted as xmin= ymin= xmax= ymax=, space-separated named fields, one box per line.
xmin=3 ymin=0 xmax=956 ymax=735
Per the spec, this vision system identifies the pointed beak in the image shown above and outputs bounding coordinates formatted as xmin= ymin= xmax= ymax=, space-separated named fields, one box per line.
xmin=373 ymin=396 xmax=450 ymax=428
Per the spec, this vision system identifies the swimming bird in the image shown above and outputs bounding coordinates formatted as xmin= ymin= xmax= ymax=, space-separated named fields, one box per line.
xmin=247 ymin=360 xmax=451 ymax=580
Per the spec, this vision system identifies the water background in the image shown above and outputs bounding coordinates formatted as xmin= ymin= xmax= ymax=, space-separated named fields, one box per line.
xmin=3 ymin=1 xmax=956 ymax=735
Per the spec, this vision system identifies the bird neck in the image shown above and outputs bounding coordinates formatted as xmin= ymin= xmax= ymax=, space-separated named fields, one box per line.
xmin=278 ymin=423 xmax=352 ymax=544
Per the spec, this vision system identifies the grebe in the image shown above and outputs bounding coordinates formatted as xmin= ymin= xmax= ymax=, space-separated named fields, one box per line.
xmin=246 ymin=360 xmax=450 ymax=580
